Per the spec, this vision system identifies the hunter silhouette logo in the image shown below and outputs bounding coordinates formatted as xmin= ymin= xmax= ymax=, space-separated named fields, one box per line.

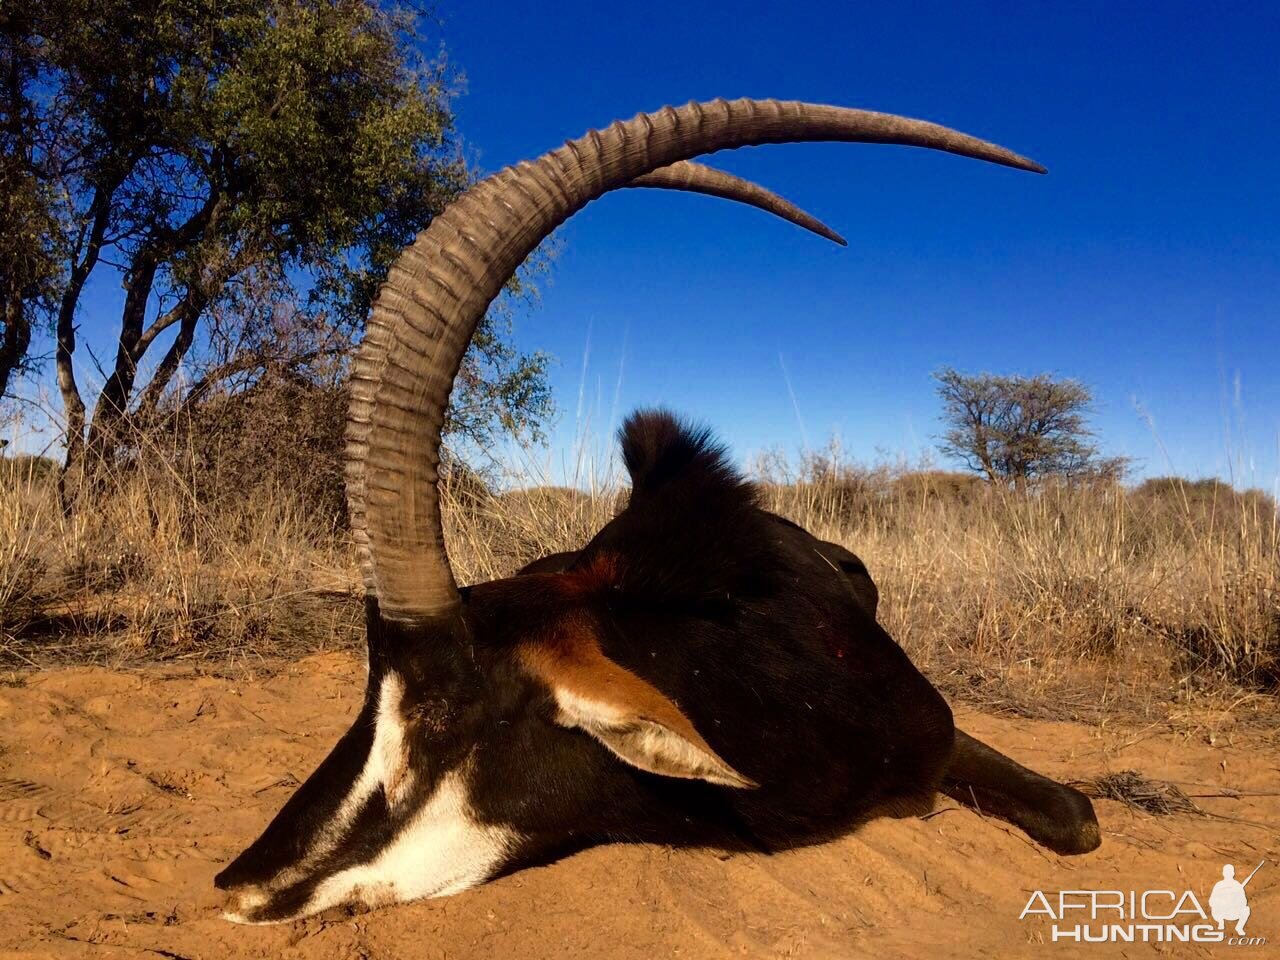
xmin=1211 ymin=861 xmax=1264 ymax=936
xmin=1020 ymin=860 xmax=1267 ymax=945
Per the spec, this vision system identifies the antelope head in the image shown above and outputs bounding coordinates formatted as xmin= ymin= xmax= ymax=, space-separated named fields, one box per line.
xmin=214 ymin=98 xmax=1042 ymax=923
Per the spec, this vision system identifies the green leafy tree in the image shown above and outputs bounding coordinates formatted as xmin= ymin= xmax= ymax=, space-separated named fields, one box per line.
xmin=12 ymin=0 xmax=550 ymax=498
xmin=0 ymin=7 xmax=66 ymax=400
xmin=934 ymin=366 xmax=1129 ymax=486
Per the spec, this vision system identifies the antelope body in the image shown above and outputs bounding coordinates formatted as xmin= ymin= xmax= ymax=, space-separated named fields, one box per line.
xmin=215 ymin=98 xmax=1100 ymax=924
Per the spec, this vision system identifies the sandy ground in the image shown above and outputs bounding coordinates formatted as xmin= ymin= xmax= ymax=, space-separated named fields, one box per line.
xmin=0 ymin=653 xmax=1276 ymax=959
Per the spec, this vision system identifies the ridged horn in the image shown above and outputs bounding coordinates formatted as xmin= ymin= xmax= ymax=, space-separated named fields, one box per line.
xmin=347 ymin=98 xmax=1044 ymax=624
xmin=629 ymin=161 xmax=845 ymax=245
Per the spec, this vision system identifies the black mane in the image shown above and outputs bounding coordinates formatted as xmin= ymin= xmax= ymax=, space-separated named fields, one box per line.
xmin=585 ymin=410 xmax=776 ymax=604
xmin=620 ymin=409 xmax=751 ymax=503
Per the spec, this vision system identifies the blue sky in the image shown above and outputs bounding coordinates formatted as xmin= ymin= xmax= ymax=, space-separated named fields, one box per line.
xmin=43 ymin=1 xmax=1279 ymax=488
xmin=434 ymin=0 xmax=1279 ymax=486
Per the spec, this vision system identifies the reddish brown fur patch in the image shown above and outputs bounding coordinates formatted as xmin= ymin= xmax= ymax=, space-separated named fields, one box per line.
xmin=516 ymin=613 xmax=724 ymax=764
xmin=558 ymin=551 xmax=624 ymax=597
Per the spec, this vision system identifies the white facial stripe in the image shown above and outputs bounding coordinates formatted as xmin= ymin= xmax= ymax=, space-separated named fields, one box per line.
xmin=327 ymin=672 xmax=409 ymax=843
xmin=372 ymin=673 xmax=415 ymax=806
xmin=232 ymin=671 xmax=414 ymax=907
xmin=222 ymin=673 xmax=516 ymax=924
xmin=302 ymin=769 xmax=515 ymax=915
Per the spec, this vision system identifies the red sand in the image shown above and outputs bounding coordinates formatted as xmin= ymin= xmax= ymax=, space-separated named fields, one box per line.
xmin=2 ymin=653 xmax=1275 ymax=958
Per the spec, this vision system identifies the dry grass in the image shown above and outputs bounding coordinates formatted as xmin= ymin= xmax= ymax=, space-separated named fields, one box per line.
xmin=752 ymin=457 xmax=1279 ymax=717
xmin=1 ymin=429 xmax=1276 ymax=727
xmin=1071 ymin=770 xmax=1200 ymax=816
xmin=0 ymin=447 xmax=359 ymax=668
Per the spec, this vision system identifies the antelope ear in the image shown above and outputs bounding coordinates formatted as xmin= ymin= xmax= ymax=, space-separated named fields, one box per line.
xmin=519 ymin=625 xmax=757 ymax=789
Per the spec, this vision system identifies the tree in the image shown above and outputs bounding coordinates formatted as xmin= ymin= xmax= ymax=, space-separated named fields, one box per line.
xmin=12 ymin=0 xmax=551 ymax=499
xmin=934 ymin=367 xmax=1128 ymax=486
xmin=0 ymin=7 xmax=65 ymax=401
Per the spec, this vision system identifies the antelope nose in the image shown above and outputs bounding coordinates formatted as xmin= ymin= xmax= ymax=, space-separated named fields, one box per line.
xmin=214 ymin=857 xmax=264 ymax=891
xmin=215 ymin=881 xmax=269 ymax=923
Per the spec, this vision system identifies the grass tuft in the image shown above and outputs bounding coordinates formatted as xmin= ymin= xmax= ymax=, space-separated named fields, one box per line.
xmin=1073 ymin=770 xmax=1200 ymax=816
xmin=1 ymin=423 xmax=1276 ymax=726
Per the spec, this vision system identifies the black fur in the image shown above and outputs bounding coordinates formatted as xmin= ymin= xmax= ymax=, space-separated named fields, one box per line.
xmin=482 ymin=410 xmax=956 ymax=845
xmin=621 ymin=409 xmax=748 ymax=501
xmin=220 ymin=410 xmax=1097 ymax=920
xmin=943 ymin=732 xmax=1100 ymax=855
xmin=513 ymin=410 xmax=1097 ymax=855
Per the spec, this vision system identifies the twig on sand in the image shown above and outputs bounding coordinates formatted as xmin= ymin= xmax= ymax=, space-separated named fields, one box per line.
xmin=919 ymin=806 xmax=964 ymax=822
xmin=1075 ymin=769 xmax=1278 ymax=831
xmin=1072 ymin=770 xmax=1200 ymax=816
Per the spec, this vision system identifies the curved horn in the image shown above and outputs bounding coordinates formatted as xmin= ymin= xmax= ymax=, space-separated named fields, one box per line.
xmin=347 ymin=98 xmax=1044 ymax=624
xmin=629 ymin=161 xmax=845 ymax=245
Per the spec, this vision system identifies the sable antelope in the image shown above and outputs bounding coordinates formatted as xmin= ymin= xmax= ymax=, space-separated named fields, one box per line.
xmin=215 ymin=99 xmax=1100 ymax=924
